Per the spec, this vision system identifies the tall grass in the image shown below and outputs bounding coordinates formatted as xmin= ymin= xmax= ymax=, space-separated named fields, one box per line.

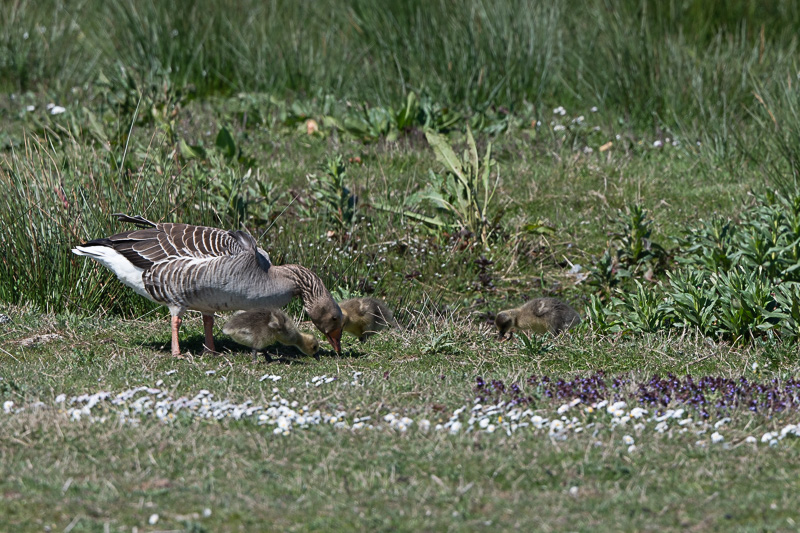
xmin=2 ymin=0 xmax=800 ymax=318
xmin=0 ymin=132 xmax=194 ymax=316
xmin=747 ymin=77 xmax=800 ymax=195
xmin=4 ymin=0 xmax=800 ymax=132
xmin=0 ymin=0 xmax=98 ymax=92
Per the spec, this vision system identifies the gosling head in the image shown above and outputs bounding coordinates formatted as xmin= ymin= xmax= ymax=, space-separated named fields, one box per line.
xmin=309 ymin=298 xmax=344 ymax=354
xmin=495 ymin=311 xmax=516 ymax=341
xmin=298 ymin=334 xmax=321 ymax=360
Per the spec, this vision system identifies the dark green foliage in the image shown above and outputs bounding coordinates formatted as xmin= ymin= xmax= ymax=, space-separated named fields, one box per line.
xmin=589 ymin=192 xmax=800 ymax=343
xmin=588 ymin=205 xmax=666 ymax=295
xmin=302 ymin=156 xmax=359 ymax=236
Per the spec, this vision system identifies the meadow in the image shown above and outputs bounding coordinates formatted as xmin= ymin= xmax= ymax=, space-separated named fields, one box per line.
xmin=2 ymin=0 xmax=800 ymax=530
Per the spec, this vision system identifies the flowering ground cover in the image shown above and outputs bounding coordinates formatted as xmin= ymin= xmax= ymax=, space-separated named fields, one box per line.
xmin=2 ymin=311 xmax=800 ymax=531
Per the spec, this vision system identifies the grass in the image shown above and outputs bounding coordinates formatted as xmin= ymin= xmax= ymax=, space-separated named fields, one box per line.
xmin=2 ymin=310 xmax=800 ymax=531
xmin=0 ymin=95 xmax=795 ymax=530
xmin=2 ymin=0 xmax=800 ymax=531
xmin=2 ymin=0 xmax=800 ymax=132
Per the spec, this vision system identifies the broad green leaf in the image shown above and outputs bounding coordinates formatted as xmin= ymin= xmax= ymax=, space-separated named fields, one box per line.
xmin=371 ymin=198 xmax=447 ymax=227
xmin=482 ymin=141 xmax=494 ymax=208
xmin=425 ymin=130 xmax=466 ymax=185
xmin=215 ymin=127 xmax=236 ymax=160
xmin=179 ymin=139 xmax=206 ymax=160
xmin=466 ymin=125 xmax=479 ymax=178
xmin=524 ymin=221 xmax=556 ymax=235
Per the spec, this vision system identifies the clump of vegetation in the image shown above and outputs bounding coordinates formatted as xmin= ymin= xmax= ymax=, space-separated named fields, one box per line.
xmin=516 ymin=332 xmax=554 ymax=357
xmin=588 ymin=204 xmax=667 ymax=294
xmin=302 ymin=155 xmax=359 ymax=238
xmin=587 ymin=191 xmax=800 ymax=344
xmin=379 ymin=126 xmax=503 ymax=249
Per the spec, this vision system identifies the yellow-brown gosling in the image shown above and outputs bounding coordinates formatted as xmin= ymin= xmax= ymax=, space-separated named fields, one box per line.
xmin=222 ymin=309 xmax=320 ymax=362
xmin=339 ymin=297 xmax=399 ymax=343
xmin=495 ymin=298 xmax=581 ymax=341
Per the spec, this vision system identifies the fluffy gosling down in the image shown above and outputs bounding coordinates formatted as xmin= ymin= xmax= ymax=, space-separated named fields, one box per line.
xmin=495 ymin=298 xmax=581 ymax=341
xmin=222 ymin=309 xmax=320 ymax=363
xmin=339 ymin=297 xmax=399 ymax=342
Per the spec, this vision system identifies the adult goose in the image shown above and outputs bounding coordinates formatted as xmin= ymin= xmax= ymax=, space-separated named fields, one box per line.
xmin=72 ymin=214 xmax=343 ymax=356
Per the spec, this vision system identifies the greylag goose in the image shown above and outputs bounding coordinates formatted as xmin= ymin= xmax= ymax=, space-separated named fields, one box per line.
xmin=495 ymin=297 xmax=581 ymax=341
xmin=222 ymin=308 xmax=320 ymax=362
xmin=72 ymin=214 xmax=343 ymax=356
xmin=339 ymin=297 xmax=399 ymax=342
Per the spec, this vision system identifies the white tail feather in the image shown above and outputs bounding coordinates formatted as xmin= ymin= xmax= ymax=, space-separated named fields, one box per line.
xmin=72 ymin=245 xmax=152 ymax=300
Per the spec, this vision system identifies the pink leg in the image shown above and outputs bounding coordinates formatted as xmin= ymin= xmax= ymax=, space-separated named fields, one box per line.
xmin=202 ymin=314 xmax=216 ymax=353
xmin=171 ymin=315 xmax=183 ymax=357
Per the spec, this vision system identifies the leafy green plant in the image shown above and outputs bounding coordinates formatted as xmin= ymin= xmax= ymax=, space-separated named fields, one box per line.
xmin=418 ymin=93 xmax=463 ymax=132
xmin=343 ymin=106 xmax=396 ymax=142
xmin=765 ymin=282 xmax=800 ymax=341
xmin=676 ymin=192 xmax=800 ymax=283
xmin=587 ymin=249 xmax=629 ymax=295
xmin=420 ymin=329 xmax=458 ymax=355
xmin=676 ymin=217 xmax=736 ymax=272
xmin=613 ymin=204 xmax=666 ymax=271
xmin=589 ymin=191 xmax=800 ymax=343
xmin=712 ymin=267 xmax=775 ymax=341
xmin=611 ymin=281 xmax=668 ymax=334
xmin=302 ymin=156 xmax=358 ymax=236
xmin=586 ymin=294 xmax=621 ymax=334
xmin=516 ymin=332 xmax=553 ymax=357
xmin=380 ymin=126 xmax=502 ymax=248
xmin=662 ymin=270 xmax=717 ymax=335
xmin=588 ymin=204 xmax=665 ymax=294
xmin=190 ymin=167 xmax=283 ymax=229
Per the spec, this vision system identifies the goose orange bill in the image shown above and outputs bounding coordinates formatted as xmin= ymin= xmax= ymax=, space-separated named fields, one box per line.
xmin=326 ymin=328 xmax=342 ymax=354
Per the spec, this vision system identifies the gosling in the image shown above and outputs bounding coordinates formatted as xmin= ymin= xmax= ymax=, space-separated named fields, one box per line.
xmin=339 ymin=297 xmax=399 ymax=342
xmin=222 ymin=309 xmax=320 ymax=363
xmin=495 ymin=298 xmax=581 ymax=341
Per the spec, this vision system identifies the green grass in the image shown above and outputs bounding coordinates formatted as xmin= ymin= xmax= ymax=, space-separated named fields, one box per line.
xmin=2 ymin=0 xmax=800 ymax=132
xmin=2 ymin=1 xmax=800 ymax=531
xmin=2 ymin=309 xmax=800 ymax=531
xmin=1 ymin=90 xmax=796 ymax=530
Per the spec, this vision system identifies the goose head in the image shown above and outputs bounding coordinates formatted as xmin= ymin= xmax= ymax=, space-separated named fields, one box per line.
xmin=308 ymin=297 xmax=344 ymax=354
xmin=281 ymin=264 xmax=344 ymax=354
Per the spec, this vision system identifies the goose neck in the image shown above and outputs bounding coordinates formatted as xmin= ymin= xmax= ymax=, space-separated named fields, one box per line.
xmin=279 ymin=264 xmax=329 ymax=309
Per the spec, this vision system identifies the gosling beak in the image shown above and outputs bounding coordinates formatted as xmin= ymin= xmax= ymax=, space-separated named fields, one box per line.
xmin=326 ymin=328 xmax=342 ymax=354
